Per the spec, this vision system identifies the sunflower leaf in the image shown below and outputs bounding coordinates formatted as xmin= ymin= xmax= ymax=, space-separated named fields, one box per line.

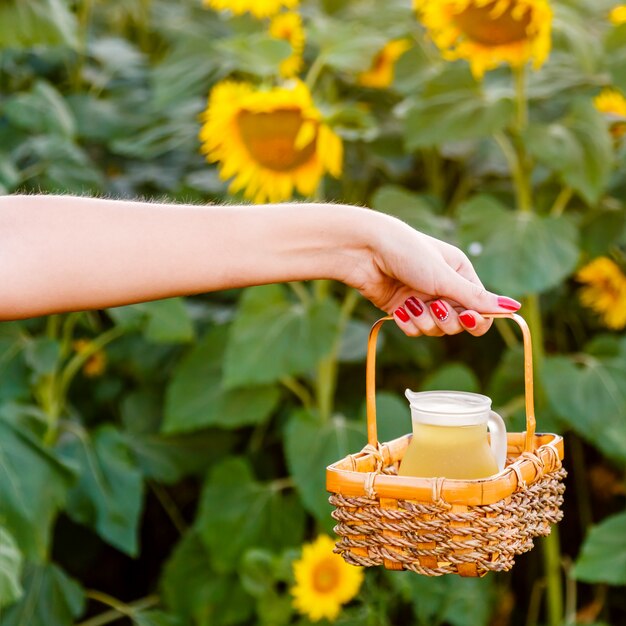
xmin=526 ymin=100 xmax=613 ymax=205
xmin=543 ymin=355 xmax=626 ymax=464
xmin=284 ymin=409 xmax=366 ymax=529
xmin=404 ymin=65 xmax=515 ymax=149
xmin=0 ymin=561 xmax=85 ymax=626
xmin=195 ymin=458 xmax=305 ymax=572
xmin=573 ymin=510 xmax=626 ymax=584
xmin=163 ymin=325 xmax=280 ymax=434
xmin=0 ymin=525 xmax=23 ymax=609
xmin=223 ymin=285 xmax=340 ymax=388
xmin=458 ymin=195 xmax=579 ymax=297
xmin=161 ymin=530 xmax=254 ymax=626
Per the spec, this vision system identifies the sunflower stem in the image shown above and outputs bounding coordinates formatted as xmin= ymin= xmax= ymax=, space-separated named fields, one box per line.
xmin=508 ymin=64 xmax=563 ymax=626
xmin=315 ymin=287 xmax=359 ymax=422
xmin=305 ymin=55 xmax=325 ymax=90
xmin=550 ymin=186 xmax=573 ymax=216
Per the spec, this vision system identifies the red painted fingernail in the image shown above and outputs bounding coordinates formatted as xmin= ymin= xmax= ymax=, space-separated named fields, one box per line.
xmin=459 ymin=312 xmax=476 ymax=329
xmin=429 ymin=300 xmax=449 ymax=322
xmin=405 ymin=297 xmax=424 ymax=317
xmin=497 ymin=296 xmax=521 ymax=311
xmin=394 ymin=307 xmax=410 ymax=322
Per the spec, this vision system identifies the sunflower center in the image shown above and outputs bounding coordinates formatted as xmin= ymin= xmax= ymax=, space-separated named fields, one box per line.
xmin=237 ymin=109 xmax=317 ymax=172
xmin=311 ymin=557 xmax=341 ymax=594
xmin=454 ymin=1 xmax=532 ymax=46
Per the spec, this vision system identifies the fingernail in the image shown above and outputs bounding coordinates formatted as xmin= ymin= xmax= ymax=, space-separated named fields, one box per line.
xmin=497 ymin=296 xmax=521 ymax=311
xmin=429 ymin=300 xmax=449 ymax=322
xmin=394 ymin=307 xmax=410 ymax=322
xmin=459 ymin=312 xmax=476 ymax=329
xmin=405 ymin=297 xmax=424 ymax=317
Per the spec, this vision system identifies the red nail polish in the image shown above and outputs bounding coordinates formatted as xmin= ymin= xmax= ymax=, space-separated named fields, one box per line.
xmin=459 ymin=312 xmax=476 ymax=328
xmin=497 ymin=296 xmax=521 ymax=311
xmin=405 ymin=297 xmax=424 ymax=317
xmin=394 ymin=307 xmax=410 ymax=322
xmin=429 ymin=300 xmax=449 ymax=322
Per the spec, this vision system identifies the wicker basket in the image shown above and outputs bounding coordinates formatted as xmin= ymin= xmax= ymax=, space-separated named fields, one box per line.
xmin=326 ymin=313 xmax=566 ymax=577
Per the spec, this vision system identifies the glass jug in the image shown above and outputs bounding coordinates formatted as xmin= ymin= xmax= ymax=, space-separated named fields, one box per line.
xmin=398 ymin=390 xmax=507 ymax=480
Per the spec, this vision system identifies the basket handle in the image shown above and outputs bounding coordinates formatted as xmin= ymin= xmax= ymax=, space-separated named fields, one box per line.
xmin=366 ymin=313 xmax=536 ymax=453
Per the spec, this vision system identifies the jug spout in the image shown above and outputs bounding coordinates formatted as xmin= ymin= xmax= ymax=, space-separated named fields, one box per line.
xmin=404 ymin=388 xmax=421 ymax=405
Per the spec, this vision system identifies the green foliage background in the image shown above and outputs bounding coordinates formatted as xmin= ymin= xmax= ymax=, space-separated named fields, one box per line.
xmin=0 ymin=1 xmax=625 ymax=625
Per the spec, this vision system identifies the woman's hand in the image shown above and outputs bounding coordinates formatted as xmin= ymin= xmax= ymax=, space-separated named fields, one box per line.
xmin=341 ymin=212 xmax=520 ymax=337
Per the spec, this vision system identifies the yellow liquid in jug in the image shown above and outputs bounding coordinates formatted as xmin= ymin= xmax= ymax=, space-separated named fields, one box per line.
xmin=398 ymin=423 xmax=499 ymax=480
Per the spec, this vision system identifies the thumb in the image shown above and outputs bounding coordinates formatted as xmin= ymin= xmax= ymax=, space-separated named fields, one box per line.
xmin=439 ymin=269 xmax=521 ymax=314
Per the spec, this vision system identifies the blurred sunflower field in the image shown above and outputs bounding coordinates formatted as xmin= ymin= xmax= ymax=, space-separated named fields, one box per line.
xmin=1 ymin=0 xmax=626 ymax=625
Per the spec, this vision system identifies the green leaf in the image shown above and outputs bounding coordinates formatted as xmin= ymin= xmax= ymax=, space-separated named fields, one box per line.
xmin=338 ymin=320 xmax=371 ymax=363
xmin=214 ymin=35 xmax=291 ymax=78
xmin=239 ymin=549 xmax=275 ymax=597
xmin=0 ymin=0 xmax=78 ymax=49
xmin=127 ymin=430 xmax=236 ymax=484
xmin=23 ymin=337 xmax=61 ymax=376
xmin=3 ymin=81 xmax=75 ymax=137
xmin=526 ymin=100 xmax=613 ymax=205
xmin=163 ymin=325 xmax=280 ymax=434
xmin=573 ymin=510 xmax=626 ymax=584
xmin=14 ymin=136 xmax=105 ymax=193
xmin=388 ymin=570 xmax=496 ymax=626
xmin=161 ymin=530 xmax=254 ymax=626
xmin=458 ymin=196 xmax=579 ymax=297
xmin=421 ymin=363 xmax=480 ymax=393
xmin=132 ymin=611 xmax=184 ymax=626
xmin=284 ymin=409 xmax=366 ymax=528
xmin=0 ymin=410 xmax=74 ymax=559
xmin=309 ymin=18 xmax=387 ymax=72
xmin=108 ymin=298 xmax=194 ymax=343
xmin=404 ymin=66 xmax=515 ymax=150
xmin=223 ymin=285 xmax=340 ymax=388
xmin=57 ymin=425 xmax=144 ymax=556
xmin=195 ymin=458 xmax=305 ymax=572
xmin=0 ymin=526 xmax=23 ymax=609
xmin=605 ymin=24 xmax=626 ymax=94
xmin=0 ymin=562 xmax=84 ymax=626
xmin=371 ymin=185 xmax=452 ymax=240
xmin=543 ymin=355 xmax=626 ymax=463
xmin=122 ymin=387 xmax=237 ymax=482
xmin=579 ymin=208 xmax=626 ymax=257
xmin=140 ymin=299 xmax=195 ymax=344
xmin=359 ymin=391 xmax=409 ymax=444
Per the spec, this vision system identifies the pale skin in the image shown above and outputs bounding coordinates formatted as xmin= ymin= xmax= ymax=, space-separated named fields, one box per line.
xmin=0 ymin=195 xmax=520 ymax=330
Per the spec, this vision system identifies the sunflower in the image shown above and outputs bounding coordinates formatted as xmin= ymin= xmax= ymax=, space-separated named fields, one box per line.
xmin=594 ymin=88 xmax=626 ymax=138
xmin=73 ymin=339 xmax=107 ymax=377
xmin=269 ymin=12 xmax=305 ymax=77
xmin=291 ymin=535 xmax=364 ymax=622
xmin=610 ymin=5 xmax=626 ymax=25
xmin=414 ymin=0 xmax=553 ymax=78
xmin=199 ymin=80 xmax=343 ymax=204
xmin=577 ymin=257 xmax=626 ymax=330
xmin=204 ymin=0 xmax=298 ymax=19
xmin=357 ymin=38 xmax=412 ymax=88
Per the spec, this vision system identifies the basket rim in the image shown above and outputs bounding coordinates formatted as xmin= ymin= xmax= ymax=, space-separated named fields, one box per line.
xmin=326 ymin=431 xmax=564 ymax=506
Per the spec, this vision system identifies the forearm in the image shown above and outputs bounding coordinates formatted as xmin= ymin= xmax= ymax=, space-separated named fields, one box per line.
xmin=0 ymin=195 xmax=379 ymax=320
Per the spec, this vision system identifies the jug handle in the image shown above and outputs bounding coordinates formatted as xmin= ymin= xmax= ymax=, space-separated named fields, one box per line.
xmin=366 ymin=313 xmax=536 ymax=454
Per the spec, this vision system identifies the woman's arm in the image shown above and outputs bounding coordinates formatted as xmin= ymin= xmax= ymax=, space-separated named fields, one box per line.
xmin=0 ymin=195 xmax=518 ymax=333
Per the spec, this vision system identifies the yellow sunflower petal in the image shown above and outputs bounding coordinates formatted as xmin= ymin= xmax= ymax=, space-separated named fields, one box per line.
xmin=577 ymin=257 xmax=626 ymax=330
xmin=199 ymin=80 xmax=343 ymax=204
xmin=415 ymin=0 xmax=553 ymax=78
xmin=291 ymin=535 xmax=364 ymax=622
xmin=269 ymin=12 xmax=306 ymax=77
xmin=610 ymin=5 xmax=626 ymax=25
xmin=358 ymin=38 xmax=412 ymax=88
xmin=204 ymin=0 xmax=298 ymax=19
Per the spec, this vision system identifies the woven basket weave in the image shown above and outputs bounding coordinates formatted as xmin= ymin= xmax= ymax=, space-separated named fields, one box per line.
xmin=326 ymin=313 xmax=565 ymax=577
